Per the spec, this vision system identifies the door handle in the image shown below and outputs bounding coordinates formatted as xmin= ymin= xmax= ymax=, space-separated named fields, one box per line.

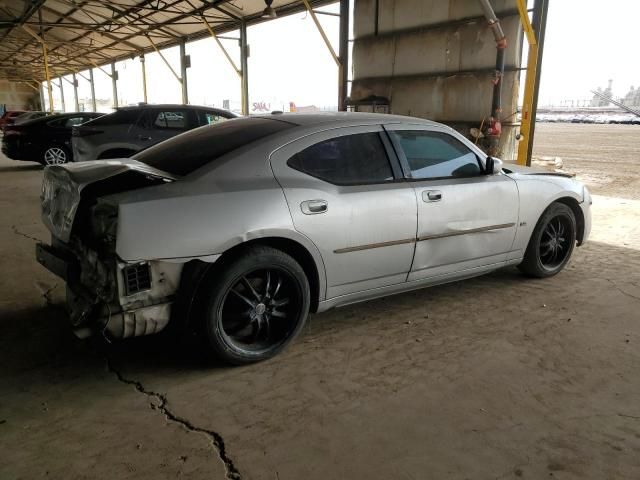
xmin=301 ymin=200 xmax=328 ymax=215
xmin=423 ymin=190 xmax=442 ymax=202
xmin=137 ymin=135 xmax=152 ymax=141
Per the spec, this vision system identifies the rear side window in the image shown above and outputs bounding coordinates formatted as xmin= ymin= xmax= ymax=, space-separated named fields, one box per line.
xmin=198 ymin=111 xmax=228 ymax=126
xmin=390 ymin=130 xmax=481 ymax=179
xmin=133 ymin=117 xmax=294 ymax=176
xmin=153 ymin=110 xmax=187 ymax=129
xmin=288 ymin=132 xmax=394 ymax=185
xmin=64 ymin=116 xmax=87 ymax=127
xmin=86 ymin=109 xmax=141 ymax=126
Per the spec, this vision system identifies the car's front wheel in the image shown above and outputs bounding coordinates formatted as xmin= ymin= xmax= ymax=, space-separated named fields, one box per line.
xmin=43 ymin=146 xmax=70 ymax=165
xmin=519 ymin=202 xmax=577 ymax=278
xmin=200 ymin=246 xmax=310 ymax=365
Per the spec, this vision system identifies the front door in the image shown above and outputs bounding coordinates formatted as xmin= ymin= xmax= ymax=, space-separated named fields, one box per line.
xmin=385 ymin=125 xmax=519 ymax=282
xmin=270 ymin=125 xmax=417 ymax=299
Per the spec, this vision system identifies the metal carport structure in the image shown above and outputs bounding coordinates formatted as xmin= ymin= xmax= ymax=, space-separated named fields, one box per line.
xmin=0 ymin=0 xmax=350 ymax=115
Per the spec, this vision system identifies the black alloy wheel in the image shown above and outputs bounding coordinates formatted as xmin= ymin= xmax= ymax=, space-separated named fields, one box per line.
xmin=519 ymin=202 xmax=577 ymax=278
xmin=539 ymin=215 xmax=572 ymax=270
xmin=201 ymin=246 xmax=310 ymax=364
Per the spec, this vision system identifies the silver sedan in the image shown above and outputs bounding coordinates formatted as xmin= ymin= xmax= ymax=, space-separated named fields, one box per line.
xmin=36 ymin=113 xmax=592 ymax=364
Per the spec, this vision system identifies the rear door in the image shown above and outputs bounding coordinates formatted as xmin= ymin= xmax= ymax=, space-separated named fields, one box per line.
xmin=385 ymin=124 xmax=519 ymax=281
xmin=270 ymin=125 xmax=417 ymax=299
xmin=140 ymin=108 xmax=197 ymax=146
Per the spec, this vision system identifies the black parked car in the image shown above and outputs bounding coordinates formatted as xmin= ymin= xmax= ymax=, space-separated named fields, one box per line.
xmin=72 ymin=104 xmax=237 ymax=162
xmin=2 ymin=112 xmax=104 ymax=165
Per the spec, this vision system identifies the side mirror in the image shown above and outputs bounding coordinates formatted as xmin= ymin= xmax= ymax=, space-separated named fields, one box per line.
xmin=485 ymin=156 xmax=503 ymax=175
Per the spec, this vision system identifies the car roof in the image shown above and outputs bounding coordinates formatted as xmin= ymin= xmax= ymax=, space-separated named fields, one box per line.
xmin=251 ymin=111 xmax=441 ymax=128
xmin=17 ymin=112 xmax=102 ymax=126
xmin=116 ymin=104 xmax=230 ymax=111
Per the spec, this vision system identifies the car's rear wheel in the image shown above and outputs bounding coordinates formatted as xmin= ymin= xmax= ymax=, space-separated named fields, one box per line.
xmin=519 ymin=202 xmax=577 ymax=278
xmin=200 ymin=246 xmax=310 ymax=365
xmin=43 ymin=146 xmax=70 ymax=165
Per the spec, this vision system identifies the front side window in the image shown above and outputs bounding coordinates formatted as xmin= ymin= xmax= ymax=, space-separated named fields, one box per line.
xmin=288 ymin=132 xmax=394 ymax=185
xmin=153 ymin=110 xmax=187 ymax=129
xmin=390 ymin=130 xmax=482 ymax=179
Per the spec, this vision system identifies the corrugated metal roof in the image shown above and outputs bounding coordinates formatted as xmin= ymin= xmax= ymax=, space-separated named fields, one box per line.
xmin=0 ymin=0 xmax=333 ymax=82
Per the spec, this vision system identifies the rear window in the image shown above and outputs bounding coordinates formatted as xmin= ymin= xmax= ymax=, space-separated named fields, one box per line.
xmin=86 ymin=109 xmax=141 ymax=126
xmin=132 ymin=117 xmax=295 ymax=176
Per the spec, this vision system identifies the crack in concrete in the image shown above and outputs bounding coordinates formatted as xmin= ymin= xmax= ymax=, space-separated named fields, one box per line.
xmin=105 ymin=358 xmax=241 ymax=480
xmin=11 ymin=224 xmax=44 ymax=243
xmin=41 ymin=283 xmax=58 ymax=306
xmin=606 ymin=278 xmax=640 ymax=302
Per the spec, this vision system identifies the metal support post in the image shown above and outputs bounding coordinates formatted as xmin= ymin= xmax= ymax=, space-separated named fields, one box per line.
xmin=302 ymin=0 xmax=341 ymax=67
xmin=525 ymin=0 xmax=548 ymax=166
xmin=240 ymin=21 xmax=249 ymax=115
xmin=89 ymin=68 xmax=97 ymax=112
xmin=111 ymin=62 xmax=118 ymax=108
xmin=59 ymin=78 xmax=65 ymax=112
xmin=200 ymin=15 xmax=241 ymax=77
xmin=180 ymin=39 xmax=189 ymax=104
xmin=146 ymin=35 xmax=183 ymax=88
xmin=338 ymin=0 xmax=349 ymax=111
xmin=72 ymin=73 xmax=79 ymax=111
xmin=140 ymin=55 xmax=148 ymax=103
xmin=38 ymin=82 xmax=45 ymax=111
xmin=43 ymin=45 xmax=54 ymax=112
xmin=516 ymin=0 xmax=547 ymax=166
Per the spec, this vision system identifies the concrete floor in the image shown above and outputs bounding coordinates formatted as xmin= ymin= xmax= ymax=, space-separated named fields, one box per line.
xmin=1 ymin=124 xmax=640 ymax=479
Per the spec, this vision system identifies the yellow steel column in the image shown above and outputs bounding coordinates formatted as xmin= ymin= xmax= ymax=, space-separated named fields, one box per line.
xmin=22 ymin=25 xmax=54 ymax=112
xmin=516 ymin=0 xmax=538 ymax=166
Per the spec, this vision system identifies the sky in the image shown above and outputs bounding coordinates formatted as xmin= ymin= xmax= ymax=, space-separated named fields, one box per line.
xmin=537 ymin=0 xmax=640 ymax=106
xmin=45 ymin=0 xmax=639 ymax=113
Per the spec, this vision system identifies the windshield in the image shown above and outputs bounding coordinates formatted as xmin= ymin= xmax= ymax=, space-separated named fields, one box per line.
xmin=132 ymin=117 xmax=295 ymax=176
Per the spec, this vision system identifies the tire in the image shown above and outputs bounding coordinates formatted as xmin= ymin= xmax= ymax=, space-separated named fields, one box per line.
xmin=43 ymin=145 xmax=71 ymax=165
xmin=200 ymin=246 xmax=310 ymax=365
xmin=519 ymin=202 xmax=577 ymax=278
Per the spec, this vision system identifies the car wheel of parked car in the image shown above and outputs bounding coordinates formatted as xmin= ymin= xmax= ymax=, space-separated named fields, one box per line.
xmin=43 ymin=146 xmax=70 ymax=165
xmin=519 ymin=202 xmax=577 ymax=278
xmin=201 ymin=246 xmax=310 ymax=365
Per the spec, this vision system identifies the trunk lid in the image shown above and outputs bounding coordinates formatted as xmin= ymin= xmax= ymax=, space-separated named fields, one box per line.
xmin=41 ymin=159 xmax=176 ymax=242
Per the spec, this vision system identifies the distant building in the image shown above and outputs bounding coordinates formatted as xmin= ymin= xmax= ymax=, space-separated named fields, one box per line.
xmin=590 ymin=79 xmax=614 ymax=107
xmin=622 ymin=85 xmax=640 ymax=107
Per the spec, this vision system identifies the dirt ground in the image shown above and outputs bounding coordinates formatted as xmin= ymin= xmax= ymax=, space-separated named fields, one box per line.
xmin=533 ymin=123 xmax=640 ymax=200
xmin=1 ymin=123 xmax=640 ymax=480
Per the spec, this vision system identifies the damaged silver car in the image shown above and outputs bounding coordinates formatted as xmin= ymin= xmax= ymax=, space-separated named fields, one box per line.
xmin=37 ymin=113 xmax=592 ymax=364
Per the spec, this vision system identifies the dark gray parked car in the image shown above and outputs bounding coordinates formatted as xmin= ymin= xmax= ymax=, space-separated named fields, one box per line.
xmin=71 ymin=104 xmax=237 ymax=162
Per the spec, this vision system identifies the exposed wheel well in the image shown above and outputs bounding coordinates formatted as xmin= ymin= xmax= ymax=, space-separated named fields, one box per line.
xmin=217 ymin=238 xmax=322 ymax=313
xmin=178 ymin=237 xmax=322 ymax=324
xmin=98 ymin=148 xmax=137 ymax=159
xmin=555 ymin=197 xmax=585 ymax=245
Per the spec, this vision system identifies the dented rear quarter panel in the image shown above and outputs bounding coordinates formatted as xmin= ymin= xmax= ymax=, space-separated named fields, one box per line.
xmin=107 ymin=142 xmax=328 ymax=300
